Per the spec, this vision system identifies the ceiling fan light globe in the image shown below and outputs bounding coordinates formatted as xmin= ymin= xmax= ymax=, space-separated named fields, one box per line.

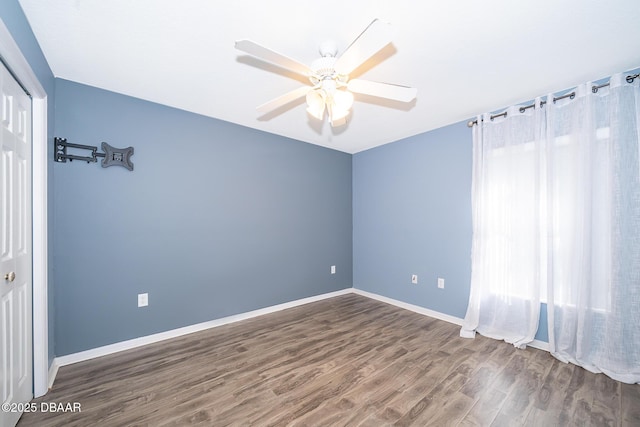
xmin=330 ymin=116 xmax=348 ymax=128
xmin=333 ymin=89 xmax=354 ymax=111
xmin=328 ymin=102 xmax=350 ymax=122
xmin=306 ymin=90 xmax=326 ymax=120
xmin=331 ymin=107 xmax=350 ymax=122
xmin=307 ymin=106 xmax=325 ymax=121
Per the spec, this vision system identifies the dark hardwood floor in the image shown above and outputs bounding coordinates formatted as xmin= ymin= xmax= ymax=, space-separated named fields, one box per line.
xmin=18 ymin=294 xmax=640 ymax=426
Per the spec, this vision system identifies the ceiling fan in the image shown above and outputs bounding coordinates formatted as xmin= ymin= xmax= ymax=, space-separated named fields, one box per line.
xmin=235 ymin=19 xmax=417 ymax=127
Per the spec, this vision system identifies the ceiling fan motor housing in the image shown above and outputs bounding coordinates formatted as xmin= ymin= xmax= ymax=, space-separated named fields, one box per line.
xmin=307 ymin=54 xmax=353 ymax=124
xmin=310 ymin=56 xmax=339 ymax=81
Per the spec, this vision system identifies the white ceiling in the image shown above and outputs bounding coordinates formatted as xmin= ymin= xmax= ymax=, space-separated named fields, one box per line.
xmin=18 ymin=0 xmax=640 ymax=153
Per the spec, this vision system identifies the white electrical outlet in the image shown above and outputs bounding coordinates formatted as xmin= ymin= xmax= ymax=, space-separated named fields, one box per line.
xmin=411 ymin=274 xmax=418 ymax=284
xmin=138 ymin=293 xmax=149 ymax=307
xmin=438 ymin=278 xmax=445 ymax=289
xmin=331 ymin=265 xmax=336 ymax=274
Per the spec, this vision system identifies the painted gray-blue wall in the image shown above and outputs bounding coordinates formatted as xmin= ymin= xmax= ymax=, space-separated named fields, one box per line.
xmin=53 ymin=79 xmax=352 ymax=356
xmin=0 ymin=0 xmax=57 ymax=365
xmin=353 ymin=122 xmax=474 ymax=317
xmin=353 ymin=120 xmax=549 ymax=343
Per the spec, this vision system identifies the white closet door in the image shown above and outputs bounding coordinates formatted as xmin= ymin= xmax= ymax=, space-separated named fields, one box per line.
xmin=0 ymin=60 xmax=32 ymax=427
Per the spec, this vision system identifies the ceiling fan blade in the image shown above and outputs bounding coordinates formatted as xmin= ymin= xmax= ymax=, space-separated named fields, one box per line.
xmin=256 ymin=86 xmax=311 ymax=113
xmin=334 ymin=19 xmax=393 ymax=76
xmin=235 ymin=40 xmax=314 ymax=77
xmin=347 ymin=79 xmax=417 ymax=103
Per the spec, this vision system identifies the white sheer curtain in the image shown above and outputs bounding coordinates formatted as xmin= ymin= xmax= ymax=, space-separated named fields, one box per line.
xmin=460 ymin=100 xmax=545 ymax=348
xmin=547 ymin=73 xmax=640 ymax=383
xmin=461 ymin=72 xmax=640 ymax=384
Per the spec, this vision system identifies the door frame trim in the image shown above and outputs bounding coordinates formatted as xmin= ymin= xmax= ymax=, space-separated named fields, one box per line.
xmin=0 ymin=18 xmax=49 ymax=398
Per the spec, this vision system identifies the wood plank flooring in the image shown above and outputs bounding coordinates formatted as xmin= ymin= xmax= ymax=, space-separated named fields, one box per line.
xmin=17 ymin=294 xmax=640 ymax=426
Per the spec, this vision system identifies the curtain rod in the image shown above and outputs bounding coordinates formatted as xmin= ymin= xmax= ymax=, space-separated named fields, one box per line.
xmin=467 ymin=72 xmax=640 ymax=127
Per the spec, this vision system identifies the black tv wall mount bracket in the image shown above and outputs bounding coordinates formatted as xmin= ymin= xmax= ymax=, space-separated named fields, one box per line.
xmin=55 ymin=137 xmax=134 ymax=171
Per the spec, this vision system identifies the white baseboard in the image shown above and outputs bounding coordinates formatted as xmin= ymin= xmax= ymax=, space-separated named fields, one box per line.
xmin=51 ymin=288 xmax=352 ymax=381
xmin=352 ymin=288 xmax=550 ymax=352
xmin=352 ymin=288 xmax=465 ymax=326
xmin=529 ymin=339 xmax=550 ymax=352
xmin=48 ymin=287 xmax=551 ymax=389
xmin=47 ymin=359 xmax=59 ymax=390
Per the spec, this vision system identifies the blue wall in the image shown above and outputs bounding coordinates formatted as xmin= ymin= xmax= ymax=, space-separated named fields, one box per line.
xmin=353 ymin=120 xmax=548 ymax=342
xmin=353 ymin=122 xmax=474 ymax=317
xmin=53 ymin=79 xmax=352 ymax=356
xmin=0 ymin=0 xmax=57 ymax=365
